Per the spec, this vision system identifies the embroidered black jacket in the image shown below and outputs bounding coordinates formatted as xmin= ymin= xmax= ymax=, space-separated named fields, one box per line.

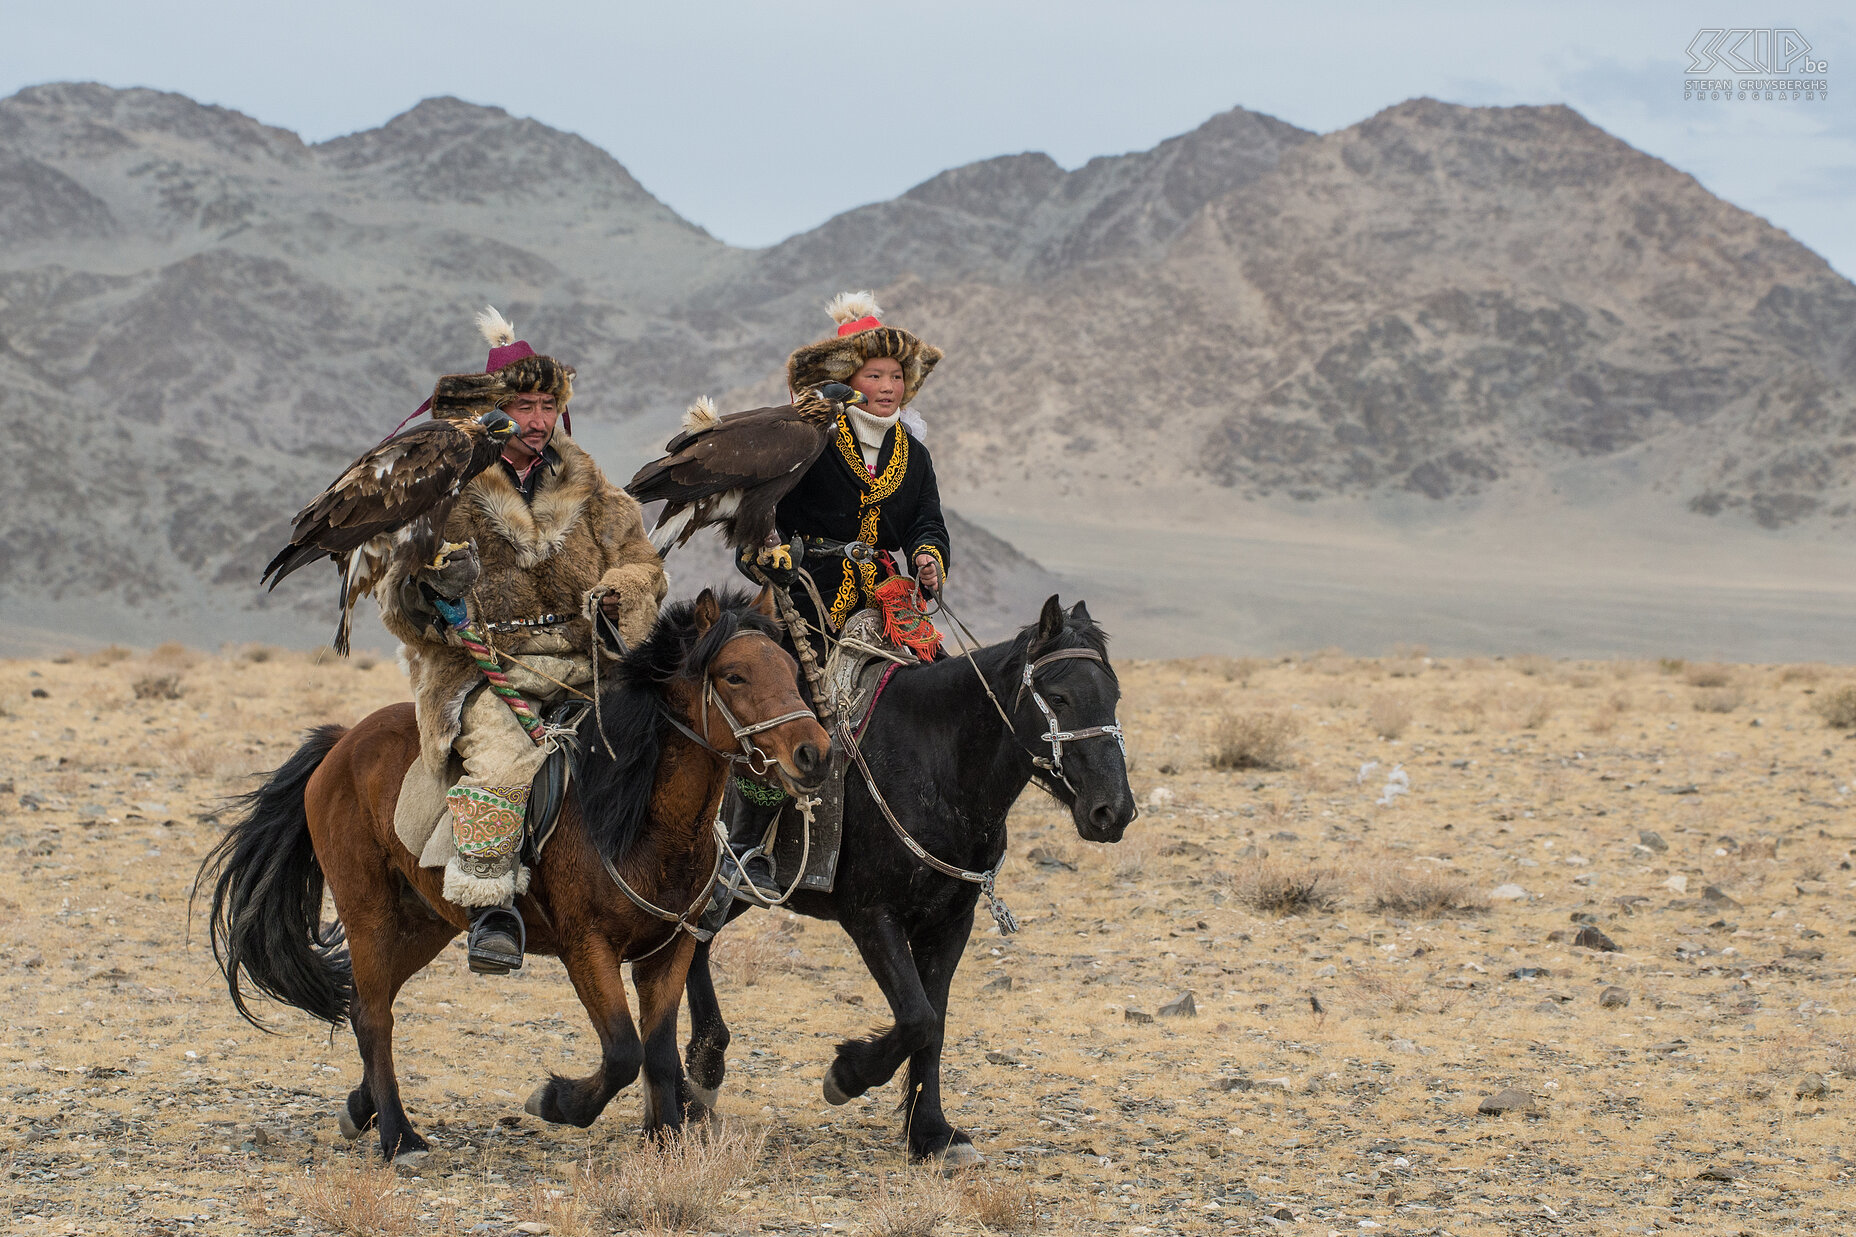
xmin=767 ymin=416 xmax=950 ymax=631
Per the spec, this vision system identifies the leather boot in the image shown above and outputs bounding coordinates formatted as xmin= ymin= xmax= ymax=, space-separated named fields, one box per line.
xmin=721 ymin=777 xmax=785 ymax=902
xmin=467 ymin=902 xmax=524 ymax=974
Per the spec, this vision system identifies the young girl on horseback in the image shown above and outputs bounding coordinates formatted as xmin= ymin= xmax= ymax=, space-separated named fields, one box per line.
xmin=726 ymin=291 xmax=952 ymax=897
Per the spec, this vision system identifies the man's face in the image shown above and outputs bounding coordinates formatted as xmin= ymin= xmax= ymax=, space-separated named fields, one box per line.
xmin=500 ymin=392 xmax=559 ymax=463
xmin=849 ymin=357 xmax=906 ymax=417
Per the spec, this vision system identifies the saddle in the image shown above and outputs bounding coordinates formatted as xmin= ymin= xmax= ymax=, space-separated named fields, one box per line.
xmin=393 ymin=700 xmax=588 ymax=877
xmin=764 ymin=611 xmax=910 ymax=894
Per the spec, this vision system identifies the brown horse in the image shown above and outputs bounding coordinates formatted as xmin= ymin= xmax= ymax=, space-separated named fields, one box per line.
xmin=199 ymin=589 xmax=828 ymax=1161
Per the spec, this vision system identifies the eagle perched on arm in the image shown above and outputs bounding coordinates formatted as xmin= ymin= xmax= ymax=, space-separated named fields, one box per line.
xmin=260 ymin=407 xmax=518 ymax=654
xmin=627 ymin=383 xmax=865 ymax=566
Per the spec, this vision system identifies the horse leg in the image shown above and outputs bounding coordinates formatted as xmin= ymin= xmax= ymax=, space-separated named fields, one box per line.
xmin=524 ymin=934 xmax=642 ymax=1128
xmin=823 ymin=913 xmax=938 ymax=1111
xmin=633 ymin=935 xmax=699 ymax=1135
xmin=344 ymin=908 xmax=457 ymax=1162
xmin=899 ymin=906 xmax=978 ymax=1165
xmin=682 ymin=939 xmax=729 ymax=1113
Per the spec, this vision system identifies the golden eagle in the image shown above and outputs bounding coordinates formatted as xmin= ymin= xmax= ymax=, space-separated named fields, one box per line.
xmin=627 ymin=383 xmax=863 ymax=567
xmin=260 ymin=408 xmax=518 ymax=653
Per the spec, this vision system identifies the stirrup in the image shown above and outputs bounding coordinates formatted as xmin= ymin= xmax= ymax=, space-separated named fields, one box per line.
xmin=467 ymin=904 xmax=525 ymax=975
xmin=722 ymin=846 xmax=781 ymax=904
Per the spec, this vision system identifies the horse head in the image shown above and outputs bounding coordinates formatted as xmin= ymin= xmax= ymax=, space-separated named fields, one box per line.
xmin=681 ymin=587 xmax=830 ymax=793
xmin=1021 ymin=594 xmax=1137 ymax=844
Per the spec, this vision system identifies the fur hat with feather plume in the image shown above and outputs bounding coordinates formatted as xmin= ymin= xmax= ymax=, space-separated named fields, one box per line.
xmin=786 ymin=290 xmax=942 ymax=407
xmin=426 ymin=304 xmax=576 ymax=429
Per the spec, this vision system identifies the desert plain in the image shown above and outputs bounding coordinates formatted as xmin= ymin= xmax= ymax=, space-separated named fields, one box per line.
xmin=3 ymin=639 xmax=1855 ymax=1236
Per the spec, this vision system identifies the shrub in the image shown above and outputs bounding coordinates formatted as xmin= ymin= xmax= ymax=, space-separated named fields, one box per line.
xmin=865 ymin=1166 xmax=960 ymax=1237
xmin=1371 ymin=869 xmax=1488 ymax=918
xmin=1208 ymin=710 xmax=1299 ymax=771
xmin=132 ymin=673 xmax=184 ymax=701
xmin=1685 ymin=663 xmax=1735 ymax=688
xmin=291 ymin=1155 xmax=416 ymax=1237
xmin=1813 ymin=686 xmax=1856 ymax=729
xmin=1693 ymin=686 xmax=1745 ymax=714
xmin=1231 ymin=860 xmax=1341 ymax=916
xmin=963 ymin=1175 xmax=1040 ymax=1231
xmin=1365 ymin=693 xmax=1413 ymax=739
xmin=580 ymin=1123 xmax=763 ymax=1234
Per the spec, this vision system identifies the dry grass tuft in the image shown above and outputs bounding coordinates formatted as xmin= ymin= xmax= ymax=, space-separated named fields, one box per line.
xmin=1504 ymin=689 xmax=1553 ymax=731
xmin=148 ymin=641 xmax=200 ymax=669
xmin=86 ymin=645 xmax=134 ymax=666
xmin=1230 ymin=859 xmax=1342 ymax=916
xmin=962 ymin=1174 xmax=1040 ymax=1231
xmin=710 ymin=917 xmax=798 ymax=987
xmin=1365 ymin=693 xmax=1413 ymax=739
xmin=1692 ymin=686 xmax=1746 ymax=714
xmin=290 ymin=1155 xmax=417 ymax=1237
xmin=1371 ymin=868 xmax=1488 ymax=918
xmin=1684 ymin=663 xmax=1735 ymax=688
xmin=866 ymin=1164 xmax=961 ymax=1237
xmin=580 ymin=1123 xmax=764 ymax=1235
xmin=1812 ymin=686 xmax=1856 ymax=728
xmin=1207 ymin=710 xmax=1299 ymax=771
xmin=1779 ymin=663 xmax=1826 ymax=684
xmin=1511 ymin=654 xmax=1553 ymax=677
xmin=132 ymin=673 xmax=184 ymax=701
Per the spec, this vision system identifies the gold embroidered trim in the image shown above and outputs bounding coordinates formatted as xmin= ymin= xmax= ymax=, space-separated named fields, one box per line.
xmin=913 ymin=544 xmax=946 ymax=582
xmin=830 ymin=505 xmax=885 ymax=628
xmin=833 ymin=415 xmax=908 ymax=502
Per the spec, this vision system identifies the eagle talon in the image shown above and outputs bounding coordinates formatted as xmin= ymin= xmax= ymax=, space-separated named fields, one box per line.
xmin=429 ymin=541 xmax=470 ymax=571
xmin=757 ymin=544 xmax=794 ymax=572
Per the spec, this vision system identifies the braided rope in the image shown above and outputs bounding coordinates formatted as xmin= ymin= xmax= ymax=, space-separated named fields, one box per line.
xmin=454 ymin=624 xmax=546 ymax=745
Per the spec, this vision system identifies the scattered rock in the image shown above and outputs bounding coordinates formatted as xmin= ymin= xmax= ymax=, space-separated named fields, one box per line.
xmin=1478 ymin=1087 xmax=1535 ymax=1115
xmin=1795 ymin=1074 xmax=1827 ymax=1099
xmin=1664 ymin=875 xmax=1689 ymax=894
xmin=1638 ymin=830 xmax=1669 ymax=852
xmin=1702 ymin=885 xmax=1741 ymax=907
xmin=1614 ymin=895 xmax=1650 ymax=915
xmin=1270 ymin=831 xmax=1300 ymax=842
xmin=21 ymin=953 xmax=44 ymax=969
xmin=980 ymin=975 xmax=1012 ymax=993
xmin=1213 ymin=1076 xmax=1253 ymax=1092
xmin=1572 ymin=925 xmax=1620 ymax=952
xmin=1509 ymin=966 xmax=1551 ymax=979
xmin=1795 ymin=879 xmax=1832 ymax=896
xmin=1532 ymin=1000 xmax=1569 ymax=1016
xmin=1648 ymin=1041 xmax=1687 ymax=1054
xmin=1315 ymin=964 xmax=1338 ymax=977
xmin=1158 ymin=991 xmax=1197 ymax=1018
xmin=1696 ymin=1167 xmax=1736 ymax=1183
xmin=1256 ymin=1076 xmax=1293 ymax=1090
xmin=834 ymin=990 xmax=867 ymax=1004
xmin=1027 ymin=846 xmax=1076 ymax=871
xmin=1145 ymin=787 xmax=1175 ymax=811
xmin=514 ymin=1224 xmax=551 ymax=1236
xmin=1599 ymin=986 xmax=1631 ymax=1008
xmin=1783 ymin=946 xmax=1824 ymax=962
xmin=1271 ymin=1205 xmax=1295 ymax=1220
xmin=1389 ymin=1039 xmax=1419 ymax=1054
xmin=984 ymin=1050 xmax=1022 ymax=1066
xmin=1124 ymin=1008 xmax=1153 ymax=1024
xmin=30 ymin=688 xmax=48 ymax=699
xmin=1490 ymin=883 xmax=1529 ymax=901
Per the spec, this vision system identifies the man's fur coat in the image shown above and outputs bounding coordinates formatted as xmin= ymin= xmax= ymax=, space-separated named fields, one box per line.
xmin=380 ymin=429 xmax=667 ymax=774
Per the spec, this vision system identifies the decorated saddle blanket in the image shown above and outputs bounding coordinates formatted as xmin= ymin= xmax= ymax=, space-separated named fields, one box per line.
xmin=766 ymin=612 xmax=910 ymax=893
xmin=393 ymin=701 xmax=587 ymax=875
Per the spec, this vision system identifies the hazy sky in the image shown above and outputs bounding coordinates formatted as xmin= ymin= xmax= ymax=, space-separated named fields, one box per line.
xmin=7 ymin=1 xmax=1853 ymax=274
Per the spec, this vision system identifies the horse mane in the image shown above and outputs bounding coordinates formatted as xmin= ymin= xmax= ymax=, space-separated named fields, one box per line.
xmin=573 ymin=590 xmax=781 ymax=862
xmin=1008 ymin=607 xmax=1115 ymax=682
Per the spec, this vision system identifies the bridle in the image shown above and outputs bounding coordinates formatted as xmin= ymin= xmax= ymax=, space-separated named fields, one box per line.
xmin=657 ymin=629 xmax=816 ymax=776
xmin=609 ymin=625 xmax=814 ymax=958
xmin=1012 ymin=647 xmax=1128 ymax=797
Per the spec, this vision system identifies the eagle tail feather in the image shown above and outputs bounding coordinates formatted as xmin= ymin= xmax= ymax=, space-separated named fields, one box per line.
xmin=681 ymin=396 xmax=718 ymax=433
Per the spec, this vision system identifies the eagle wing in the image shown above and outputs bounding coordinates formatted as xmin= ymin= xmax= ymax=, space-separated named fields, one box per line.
xmin=627 ymin=404 xmax=833 ymax=552
xmin=261 ymin=417 xmax=494 ymax=589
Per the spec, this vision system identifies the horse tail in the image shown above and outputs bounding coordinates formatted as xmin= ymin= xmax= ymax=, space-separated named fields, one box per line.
xmin=196 ymin=724 xmax=352 ymax=1029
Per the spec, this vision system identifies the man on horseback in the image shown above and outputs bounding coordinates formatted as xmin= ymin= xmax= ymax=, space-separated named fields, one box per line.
xmin=379 ymin=309 xmax=667 ymax=973
xmin=723 ymin=292 xmax=951 ymax=899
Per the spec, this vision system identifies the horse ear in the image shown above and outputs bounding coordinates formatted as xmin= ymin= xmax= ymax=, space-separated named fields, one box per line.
xmin=694 ymin=588 xmax=721 ymax=634
xmin=1036 ymin=594 xmax=1064 ymax=645
xmin=1068 ymin=599 xmax=1093 ymax=625
xmin=752 ymin=583 xmax=779 ymax=619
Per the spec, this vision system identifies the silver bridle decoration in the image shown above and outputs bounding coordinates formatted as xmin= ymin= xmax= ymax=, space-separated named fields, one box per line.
xmin=1014 ymin=647 xmax=1127 ymax=796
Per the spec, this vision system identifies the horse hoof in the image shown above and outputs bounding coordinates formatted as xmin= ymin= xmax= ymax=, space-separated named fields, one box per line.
xmin=822 ymin=1064 xmax=854 ymax=1107
xmin=336 ymin=1110 xmax=362 ymax=1141
xmin=932 ymin=1142 xmax=983 ymax=1172
xmin=392 ymin=1149 xmax=429 ymax=1170
xmin=524 ymin=1085 xmax=551 ymax=1120
xmin=688 ymin=1083 xmax=719 ymax=1110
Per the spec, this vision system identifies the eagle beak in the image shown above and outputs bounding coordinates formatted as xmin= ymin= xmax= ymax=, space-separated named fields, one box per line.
xmin=846 ymin=390 xmax=867 ymax=406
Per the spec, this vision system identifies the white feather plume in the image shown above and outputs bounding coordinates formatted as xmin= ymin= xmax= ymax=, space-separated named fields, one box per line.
xmin=476 ymin=305 xmax=516 ymax=348
xmin=682 ymin=395 xmax=719 ymax=432
xmin=826 ymin=290 xmax=882 ymax=326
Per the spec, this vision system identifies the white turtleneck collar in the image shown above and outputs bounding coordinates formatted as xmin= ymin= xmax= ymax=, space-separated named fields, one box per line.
xmin=847 ymin=405 xmax=902 ymax=471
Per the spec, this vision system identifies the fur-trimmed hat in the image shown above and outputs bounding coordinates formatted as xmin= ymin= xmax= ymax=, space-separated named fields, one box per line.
xmin=427 ymin=307 xmax=577 ymax=432
xmin=785 ymin=291 xmax=942 ymax=407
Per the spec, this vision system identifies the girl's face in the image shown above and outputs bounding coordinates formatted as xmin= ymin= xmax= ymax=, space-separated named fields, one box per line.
xmin=849 ymin=356 xmax=906 ymax=416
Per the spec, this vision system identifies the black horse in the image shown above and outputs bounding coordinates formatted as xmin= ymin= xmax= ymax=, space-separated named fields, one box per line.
xmin=684 ymin=595 xmax=1137 ymax=1164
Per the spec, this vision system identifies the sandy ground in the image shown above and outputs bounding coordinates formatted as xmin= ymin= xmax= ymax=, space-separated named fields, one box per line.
xmin=3 ymin=640 xmax=1855 ymax=1236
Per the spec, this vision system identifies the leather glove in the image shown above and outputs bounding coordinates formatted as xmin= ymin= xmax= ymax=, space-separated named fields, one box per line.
xmin=422 ymin=542 xmax=481 ymax=601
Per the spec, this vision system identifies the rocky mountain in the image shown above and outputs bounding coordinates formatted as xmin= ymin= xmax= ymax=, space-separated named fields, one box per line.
xmin=3 ymin=83 xmax=1854 ymax=651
